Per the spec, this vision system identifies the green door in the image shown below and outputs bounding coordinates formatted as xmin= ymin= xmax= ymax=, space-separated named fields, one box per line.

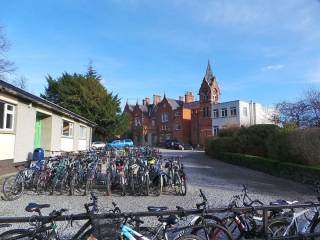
xmin=34 ymin=116 xmax=42 ymax=148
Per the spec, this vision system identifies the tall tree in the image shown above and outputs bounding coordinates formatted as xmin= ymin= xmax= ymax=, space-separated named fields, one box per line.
xmin=41 ymin=65 xmax=128 ymax=140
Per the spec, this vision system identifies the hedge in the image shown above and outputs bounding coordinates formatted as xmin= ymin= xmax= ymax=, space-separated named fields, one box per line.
xmin=220 ymin=152 xmax=320 ymax=187
xmin=206 ymin=126 xmax=320 ymax=166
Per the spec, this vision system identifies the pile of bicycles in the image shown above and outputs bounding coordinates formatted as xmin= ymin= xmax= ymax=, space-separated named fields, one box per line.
xmin=1 ymin=186 xmax=320 ymax=239
xmin=2 ymin=147 xmax=187 ymax=201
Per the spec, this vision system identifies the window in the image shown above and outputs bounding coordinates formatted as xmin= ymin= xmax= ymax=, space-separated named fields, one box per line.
xmin=175 ymin=124 xmax=181 ymax=130
xmin=161 ymin=124 xmax=169 ymax=131
xmin=161 ymin=112 xmax=169 ymax=122
xmin=203 ymin=107 xmax=210 ymax=117
xmin=151 ymin=119 xmax=156 ymax=127
xmin=174 ymin=111 xmax=181 ymax=117
xmin=213 ymin=126 xmax=219 ymax=136
xmin=0 ymin=101 xmax=15 ymax=131
xmin=221 ymin=108 xmax=228 ymax=118
xmin=134 ymin=118 xmax=141 ymax=127
xmin=230 ymin=107 xmax=237 ymax=116
xmin=213 ymin=109 xmax=219 ymax=118
xmin=243 ymin=107 xmax=248 ymax=117
xmin=80 ymin=125 xmax=87 ymax=139
xmin=62 ymin=120 xmax=73 ymax=137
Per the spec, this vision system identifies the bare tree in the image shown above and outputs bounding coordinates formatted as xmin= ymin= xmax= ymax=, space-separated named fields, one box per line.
xmin=0 ymin=25 xmax=15 ymax=77
xmin=276 ymin=88 xmax=320 ymax=128
xmin=305 ymin=89 xmax=320 ymax=127
xmin=11 ymin=75 xmax=28 ymax=90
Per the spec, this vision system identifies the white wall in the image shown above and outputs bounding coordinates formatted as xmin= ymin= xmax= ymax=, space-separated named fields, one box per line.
xmin=212 ymin=100 xmax=276 ymax=131
xmin=212 ymin=100 xmax=240 ymax=129
xmin=61 ymin=137 xmax=74 ymax=152
xmin=0 ymin=134 xmax=15 ymax=160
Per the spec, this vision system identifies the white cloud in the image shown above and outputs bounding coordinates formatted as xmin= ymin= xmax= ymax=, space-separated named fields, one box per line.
xmin=261 ymin=65 xmax=284 ymax=72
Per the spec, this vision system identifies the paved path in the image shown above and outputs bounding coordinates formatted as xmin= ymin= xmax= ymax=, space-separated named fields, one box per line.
xmin=163 ymin=149 xmax=315 ymax=202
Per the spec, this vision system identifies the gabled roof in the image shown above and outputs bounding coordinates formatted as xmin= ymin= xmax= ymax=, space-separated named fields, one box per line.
xmin=0 ymin=79 xmax=96 ymax=126
xmin=167 ymin=98 xmax=183 ymax=110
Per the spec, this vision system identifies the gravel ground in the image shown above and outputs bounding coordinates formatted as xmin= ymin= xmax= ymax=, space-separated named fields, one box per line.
xmin=0 ymin=149 xmax=317 ymax=238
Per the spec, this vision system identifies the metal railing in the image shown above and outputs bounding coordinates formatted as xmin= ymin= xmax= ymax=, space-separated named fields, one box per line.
xmin=1 ymin=203 xmax=320 ymax=239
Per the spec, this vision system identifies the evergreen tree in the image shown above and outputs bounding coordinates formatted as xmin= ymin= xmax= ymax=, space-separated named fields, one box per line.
xmin=41 ymin=64 xmax=128 ymax=141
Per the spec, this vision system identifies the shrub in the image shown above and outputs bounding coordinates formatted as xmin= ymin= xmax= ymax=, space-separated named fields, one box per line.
xmin=222 ymin=152 xmax=320 ymax=187
xmin=205 ymin=125 xmax=320 ymax=166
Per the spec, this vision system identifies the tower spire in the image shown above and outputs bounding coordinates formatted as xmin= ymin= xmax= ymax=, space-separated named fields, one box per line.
xmin=204 ymin=60 xmax=214 ymax=83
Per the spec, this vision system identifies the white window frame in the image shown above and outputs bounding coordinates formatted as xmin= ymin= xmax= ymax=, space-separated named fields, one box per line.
xmin=62 ymin=120 xmax=74 ymax=137
xmin=213 ymin=109 xmax=219 ymax=118
xmin=161 ymin=112 xmax=168 ymax=123
xmin=230 ymin=107 xmax=237 ymax=117
xmin=175 ymin=123 xmax=181 ymax=131
xmin=79 ymin=125 xmax=87 ymax=139
xmin=0 ymin=101 xmax=15 ymax=131
xmin=221 ymin=108 xmax=228 ymax=118
xmin=213 ymin=126 xmax=219 ymax=136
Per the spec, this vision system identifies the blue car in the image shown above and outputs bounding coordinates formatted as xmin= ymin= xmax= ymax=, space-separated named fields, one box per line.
xmin=106 ymin=139 xmax=134 ymax=149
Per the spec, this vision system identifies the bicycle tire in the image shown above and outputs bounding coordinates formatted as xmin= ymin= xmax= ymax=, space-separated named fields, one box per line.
xmin=267 ymin=219 xmax=294 ymax=238
xmin=2 ymin=174 xmax=24 ymax=201
xmin=310 ymin=217 xmax=320 ymax=240
xmin=0 ymin=228 xmax=43 ymax=240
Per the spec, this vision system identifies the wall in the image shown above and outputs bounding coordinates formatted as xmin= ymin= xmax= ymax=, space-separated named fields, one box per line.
xmin=14 ymin=100 xmax=36 ymax=163
xmin=211 ymin=100 xmax=240 ymax=129
xmin=50 ymin=114 xmax=62 ymax=151
xmin=0 ymin=134 xmax=15 ymax=160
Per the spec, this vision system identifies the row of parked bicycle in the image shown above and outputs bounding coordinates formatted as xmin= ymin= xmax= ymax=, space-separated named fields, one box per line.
xmin=1 ymin=186 xmax=319 ymax=239
xmin=2 ymin=147 xmax=187 ymax=201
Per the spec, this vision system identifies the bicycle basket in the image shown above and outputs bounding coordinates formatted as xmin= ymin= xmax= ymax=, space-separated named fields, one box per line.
xmin=92 ymin=216 xmax=122 ymax=239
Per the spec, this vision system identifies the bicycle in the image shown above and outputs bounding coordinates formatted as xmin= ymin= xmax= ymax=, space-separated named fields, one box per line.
xmin=0 ymin=203 xmax=68 ymax=239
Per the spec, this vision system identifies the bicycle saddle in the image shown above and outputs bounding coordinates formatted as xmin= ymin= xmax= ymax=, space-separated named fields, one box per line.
xmin=147 ymin=206 xmax=168 ymax=212
xmin=270 ymin=200 xmax=298 ymax=205
xmin=25 ymin=203 xmax=50 ymax=212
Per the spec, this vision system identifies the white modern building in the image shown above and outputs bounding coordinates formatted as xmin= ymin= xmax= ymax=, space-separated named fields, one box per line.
xmin=0 ymin=80 xmax=95 ymax=174
xmin=211 ymin=100 xmax=276 ymax=136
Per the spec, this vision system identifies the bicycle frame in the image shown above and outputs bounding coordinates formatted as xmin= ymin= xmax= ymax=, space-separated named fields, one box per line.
xmin=282 ymin=208 xmax=313 ymax=236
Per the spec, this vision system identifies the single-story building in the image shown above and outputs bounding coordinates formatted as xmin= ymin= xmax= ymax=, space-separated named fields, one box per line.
xmin=0 ymin=80 xmax=95 ymax=174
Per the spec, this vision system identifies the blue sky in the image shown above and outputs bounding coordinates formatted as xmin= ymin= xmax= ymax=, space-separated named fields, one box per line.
xmin=1 ymin=0 xmax=320 ymax=109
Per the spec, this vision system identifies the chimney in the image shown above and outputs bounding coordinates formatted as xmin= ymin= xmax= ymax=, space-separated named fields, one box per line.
xmin=145 ymin=97 xmax=150 ymax=106
xmin=179 ymin=96 xmax=185 ymax=102
xmin=184 ymin=91 xmax=194 ymax=103
xmin=153 ymin=95 xmax=161 ymax=105
xmin=142 ymin=97 xmax=150 ymax=106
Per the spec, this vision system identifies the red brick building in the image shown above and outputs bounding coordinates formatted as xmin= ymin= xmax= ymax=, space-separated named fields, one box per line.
xmin=124 ymin=61 xmax=220 ymax=146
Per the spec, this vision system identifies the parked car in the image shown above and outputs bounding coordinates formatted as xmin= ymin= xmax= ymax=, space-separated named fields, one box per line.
xmin=106 ymin=139 xmax=134 ymax=149
xmin=165 ymin=140 xmax=178 ymax=149
xmin=91 ymin=141 xmax=105 ymax=149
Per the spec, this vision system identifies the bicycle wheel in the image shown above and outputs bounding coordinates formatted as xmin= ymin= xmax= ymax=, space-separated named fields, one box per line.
xmin=36 ymin=172 xmax=48 ymax=194
xmin=221 ymin=216 xmax=243 ymax=240
xmin=156 ymin=175 xmax=163 ymax=196
xmin=2 ymin=174 xmax=24 ymax=201
xmin=209 ymin=224 xmax=233 ymax=240
xmin=144 ymin=174 xmax=150 ymax=196
xmin=267 ymin=220 xmax=293 ymax=238
xmin=0 ymin=229 xmax=43 ymax=239
xmin=310 ymin=217 xmax=320 ymax=240
xmin=104 ymin=172 xmax=112 ymax=196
